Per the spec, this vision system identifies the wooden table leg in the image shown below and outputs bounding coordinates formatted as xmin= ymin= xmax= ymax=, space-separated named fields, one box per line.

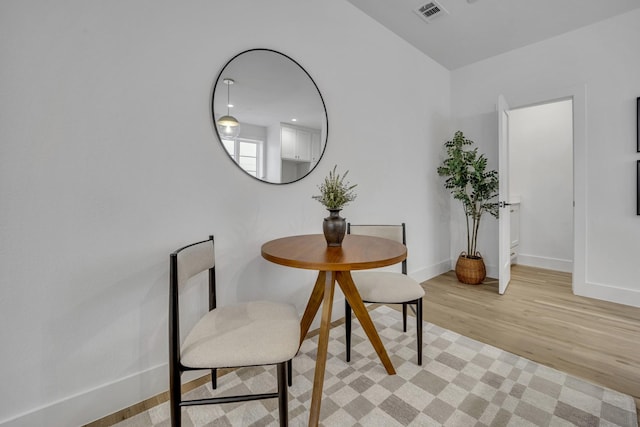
xmin=299 ymin=271 xmax=326 ymax=346
xmin=308 ymin=271 xmax=336 ymax=427
xmin=336 ymin=271 xmax=396 ymax=375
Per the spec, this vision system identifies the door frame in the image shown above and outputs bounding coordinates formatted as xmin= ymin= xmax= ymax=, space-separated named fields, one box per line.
xmin=498 ymin=95 xmax=511 ymax=294
xmin=503 ymin=84 xmax=586 ymax=293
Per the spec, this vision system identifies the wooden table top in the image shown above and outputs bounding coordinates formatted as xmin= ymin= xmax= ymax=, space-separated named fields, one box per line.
xmin=261 ymin=234 xmax=407 ymax=271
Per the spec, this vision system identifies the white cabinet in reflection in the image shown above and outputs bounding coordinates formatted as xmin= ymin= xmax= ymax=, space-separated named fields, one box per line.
xmin=281 ymin=125 xmax=311 ymax=162
xmin=280 ymin=123 xmax=321 ymax=182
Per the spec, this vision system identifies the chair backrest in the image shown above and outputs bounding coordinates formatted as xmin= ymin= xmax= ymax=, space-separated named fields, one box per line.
xmin=169 ymin=236 xmax=216 ymax=369
xmin=172 ymin=237 xmax=216 ymax=288
xmin=347 ymin=223 xmax=407 ymax=274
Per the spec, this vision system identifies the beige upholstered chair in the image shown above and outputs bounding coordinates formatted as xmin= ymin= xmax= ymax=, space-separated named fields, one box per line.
xmin=169 ymin=236 xmax=300 ymax=427
xmin=345 ymin=223 xmax=425 ymax=365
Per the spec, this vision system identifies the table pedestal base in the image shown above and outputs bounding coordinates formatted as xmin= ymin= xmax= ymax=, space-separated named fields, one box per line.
xmin=300 ymin=270 xmax=396 ymax=427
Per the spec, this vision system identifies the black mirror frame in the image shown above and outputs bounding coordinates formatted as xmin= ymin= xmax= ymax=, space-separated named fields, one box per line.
xmin=211 ymin=48 xmax=329 ymax=185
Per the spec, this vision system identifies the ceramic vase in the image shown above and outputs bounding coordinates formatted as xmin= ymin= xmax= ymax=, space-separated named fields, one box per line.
xmin=323 ymin=209 xmax=346 ymax=247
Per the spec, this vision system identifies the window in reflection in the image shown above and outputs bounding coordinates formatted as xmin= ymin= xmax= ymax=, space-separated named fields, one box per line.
xmin=222 ymin=138 xmax=263 ymax=178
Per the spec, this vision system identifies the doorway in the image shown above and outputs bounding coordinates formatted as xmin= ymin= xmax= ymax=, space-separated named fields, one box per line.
xmin=508 ymin=99 xmax=574 ymax=273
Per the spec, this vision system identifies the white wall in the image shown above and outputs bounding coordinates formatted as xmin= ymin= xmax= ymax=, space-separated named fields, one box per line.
xmin=266 ymin=122 xmax=282 ymax=182
xmin=509 ymin=100 xmax=573 ymax=272
xmin=0 ymin=0 xmax=451 ymax=425
xmin=451 ymin=9 xmax=640 ymax=307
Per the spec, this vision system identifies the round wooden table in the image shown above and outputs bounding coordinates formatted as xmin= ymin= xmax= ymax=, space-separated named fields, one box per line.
xmin=262 ymin=234 xmax=407 ymax=427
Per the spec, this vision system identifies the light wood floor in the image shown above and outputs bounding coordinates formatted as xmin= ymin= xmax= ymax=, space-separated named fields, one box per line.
xmin=421 ymin=265 xmax=640 ymax=423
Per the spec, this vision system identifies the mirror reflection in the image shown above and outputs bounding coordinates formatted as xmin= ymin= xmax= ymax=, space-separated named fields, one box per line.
xmin=212 ymin=49 xmax=328 ymax=184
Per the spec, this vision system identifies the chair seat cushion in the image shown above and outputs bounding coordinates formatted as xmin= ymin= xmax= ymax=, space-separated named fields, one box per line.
xmin=351 ymin=271 xmax=425 ymax=303
xmin=180 ymin=301 xmax=300 ymax=369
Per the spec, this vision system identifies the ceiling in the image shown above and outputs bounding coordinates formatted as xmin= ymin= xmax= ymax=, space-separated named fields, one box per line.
xmin=346 ymin=0 xmax=640 ymax=70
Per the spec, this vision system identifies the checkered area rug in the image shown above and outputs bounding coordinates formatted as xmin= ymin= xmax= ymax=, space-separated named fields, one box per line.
xmin=116 ymin=306 xmax=638 ymax=426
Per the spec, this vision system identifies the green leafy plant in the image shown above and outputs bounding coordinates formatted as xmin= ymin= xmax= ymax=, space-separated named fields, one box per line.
xmin=437 ymin=131 xmax=499 ymax=257
xmin=312 ymin=165 xmax=358 ymax=210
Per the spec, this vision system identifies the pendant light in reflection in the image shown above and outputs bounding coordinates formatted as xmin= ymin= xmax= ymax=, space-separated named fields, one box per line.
xmin=217 ymin=78 xmax=241 ymax=140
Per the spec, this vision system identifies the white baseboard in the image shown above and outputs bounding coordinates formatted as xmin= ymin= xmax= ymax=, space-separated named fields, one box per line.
xmin=410 ymin=259 xmax=452 ymax=283
xmin=516 ymin=254 xmax=573 ymax=273
xmin=0 ymin=363 xmax=178 ymax=427
xmin=574 ymin=281 xmax=640 ymax=308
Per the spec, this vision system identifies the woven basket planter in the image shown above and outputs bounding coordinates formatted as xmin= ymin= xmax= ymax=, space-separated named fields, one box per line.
xmin=455 ymin=252 xmax=486 ymax=285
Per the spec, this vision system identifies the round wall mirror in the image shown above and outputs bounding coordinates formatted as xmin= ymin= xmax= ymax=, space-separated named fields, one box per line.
xmin=212 ymin=49 xmax=328 ymax=184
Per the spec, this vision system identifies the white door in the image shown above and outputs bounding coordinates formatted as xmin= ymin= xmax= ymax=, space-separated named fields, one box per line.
xmin=498 ymin=95 xmax=511 ymax=294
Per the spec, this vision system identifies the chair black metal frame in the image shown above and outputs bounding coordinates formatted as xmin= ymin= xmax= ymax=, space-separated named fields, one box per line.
xmin=169 ymin=236 xmax=294 ymax=427
xmin=344 ymin=223 xmax=424 ymax=365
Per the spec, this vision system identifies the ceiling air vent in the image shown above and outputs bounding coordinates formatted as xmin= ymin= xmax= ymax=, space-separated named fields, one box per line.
xmin=414 ymin=1 xmax=449 ymax=23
